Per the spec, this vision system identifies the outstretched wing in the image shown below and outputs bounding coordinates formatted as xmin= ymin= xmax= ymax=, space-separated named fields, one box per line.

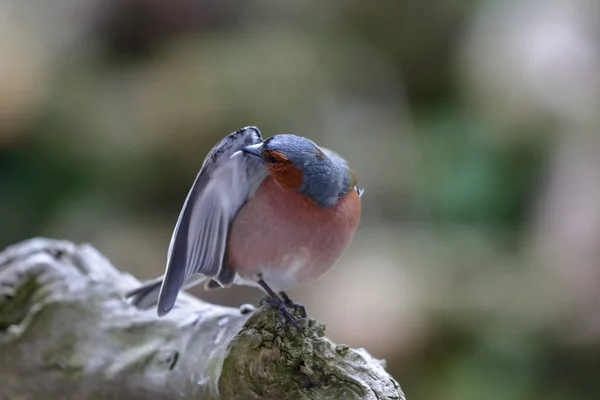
xmin=157 ymin=126 xmax=267 ymax=316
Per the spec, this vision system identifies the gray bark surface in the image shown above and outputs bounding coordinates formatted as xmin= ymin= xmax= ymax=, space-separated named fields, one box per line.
xmin=0 ymin=238 xmax=404 ymax=399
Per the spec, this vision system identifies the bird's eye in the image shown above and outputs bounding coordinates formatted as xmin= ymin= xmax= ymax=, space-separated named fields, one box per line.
xmin=268 ymin=156 xmax=279 ymax=163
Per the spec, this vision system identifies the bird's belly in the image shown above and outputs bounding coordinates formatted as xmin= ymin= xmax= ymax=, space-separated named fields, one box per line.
xmin=226 ymin=177 xmax=361 ymax=291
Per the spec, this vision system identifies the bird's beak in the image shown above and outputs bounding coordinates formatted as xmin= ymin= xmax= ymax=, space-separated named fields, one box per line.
xmin=241 ymin=143 xmax=264 ymax=159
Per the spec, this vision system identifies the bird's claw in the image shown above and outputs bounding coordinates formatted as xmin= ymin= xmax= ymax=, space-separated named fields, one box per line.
xmin=279 ymin=291 xmax=308 ymax=319
xmin=282 ymin=299 xmax=308 ymax=319
xmin=259 ymin=296 xmax=305 ymax=334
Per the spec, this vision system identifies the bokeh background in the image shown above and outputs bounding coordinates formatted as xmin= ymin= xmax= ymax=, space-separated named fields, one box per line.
xmin=2 ymin=0 xmax=600 ymax=398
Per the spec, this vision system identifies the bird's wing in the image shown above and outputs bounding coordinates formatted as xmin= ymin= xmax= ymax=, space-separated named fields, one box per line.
xmin=157 ymin=126 xmax=267 ymax=316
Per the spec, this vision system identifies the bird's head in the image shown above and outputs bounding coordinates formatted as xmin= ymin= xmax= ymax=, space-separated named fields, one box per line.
xmin=242 ymin=134 xmax=362 ymax=207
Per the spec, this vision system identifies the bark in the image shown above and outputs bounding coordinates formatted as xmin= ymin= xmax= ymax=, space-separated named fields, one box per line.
xmin=0 ymin=238 xmax=405 ymax=400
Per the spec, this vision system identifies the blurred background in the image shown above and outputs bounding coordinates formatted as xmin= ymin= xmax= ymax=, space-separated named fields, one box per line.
xmin=2 ymin=0 xmax=600 ymax=398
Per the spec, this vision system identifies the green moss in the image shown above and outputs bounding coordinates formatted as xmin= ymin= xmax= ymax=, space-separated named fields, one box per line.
xmin=0 ymin=273 xmax=39 ymax=330
xmin=218 ymin=307 xmax=403 ymax=399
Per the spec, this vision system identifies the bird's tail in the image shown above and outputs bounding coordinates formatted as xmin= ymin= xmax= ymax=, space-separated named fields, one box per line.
xmin=125 ymin=275 xmax=209 ymax=311
xmin=125 ymin=276 xmax=165 ymax=310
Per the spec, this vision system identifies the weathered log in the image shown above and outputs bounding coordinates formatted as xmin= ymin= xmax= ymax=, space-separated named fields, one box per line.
xmin=0 ymin=238 xmax=404 ymax=399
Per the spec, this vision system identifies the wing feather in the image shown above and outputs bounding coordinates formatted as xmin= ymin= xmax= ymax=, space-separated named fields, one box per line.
xmin=156 ymin=126 xmax=267 ymax=316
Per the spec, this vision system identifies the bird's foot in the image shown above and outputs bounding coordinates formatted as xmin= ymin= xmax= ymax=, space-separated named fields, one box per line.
xmin=259 ymin=296 xmax=305 ymax=334
xmin=279 ymin=291 xmax=308 ymax=319
xmin=256 ymin=279 xmax=306 ymax=334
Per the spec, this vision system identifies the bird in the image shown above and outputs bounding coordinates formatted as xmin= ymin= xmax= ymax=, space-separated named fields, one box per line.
xmin=126 ymin=126 xmax=363 ymax=327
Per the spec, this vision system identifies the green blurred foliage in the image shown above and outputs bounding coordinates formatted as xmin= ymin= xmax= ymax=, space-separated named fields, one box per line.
xmin=1 ymin=1 xmax=599 ymax=399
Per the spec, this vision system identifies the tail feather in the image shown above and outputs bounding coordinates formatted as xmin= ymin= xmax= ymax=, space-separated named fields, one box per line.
xmin=125 ymin=277 xmax=164 ymax=310
xmin=125 ymin=275 xmax=208 ymax=312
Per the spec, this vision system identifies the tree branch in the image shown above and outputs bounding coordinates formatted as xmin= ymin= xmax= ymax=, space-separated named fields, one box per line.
xmin=0 ymin=238 xmax=404 ymax=400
